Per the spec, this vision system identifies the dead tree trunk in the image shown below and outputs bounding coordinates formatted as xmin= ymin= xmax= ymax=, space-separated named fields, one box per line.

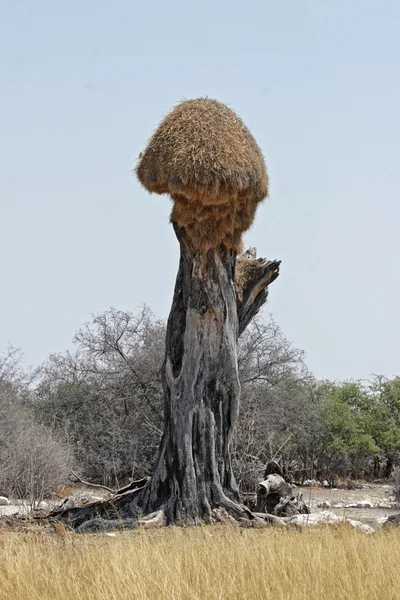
xmin=49 ymin=231 xmax=280 ymax=527
xmin=138 ymin=227 xmax=242 ymax=523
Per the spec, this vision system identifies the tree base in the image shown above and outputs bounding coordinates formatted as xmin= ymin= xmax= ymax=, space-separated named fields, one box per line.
xmin=47 ymin=480 xmax=250 ymax=529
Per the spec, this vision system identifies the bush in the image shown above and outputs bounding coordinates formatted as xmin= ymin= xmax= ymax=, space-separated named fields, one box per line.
xmin=1 ymin=424 xmax=71 ymax=506
xmin=0 ymin=381 xmax=71 ymax=506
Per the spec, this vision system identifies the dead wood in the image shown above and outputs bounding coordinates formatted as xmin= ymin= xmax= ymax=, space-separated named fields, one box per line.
xmin=236 ymin=257 xmax=281 ymax=336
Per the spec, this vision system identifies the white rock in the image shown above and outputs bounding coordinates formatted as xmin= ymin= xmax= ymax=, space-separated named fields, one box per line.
xmin=371 ymin=517 xmax=389 ymax=531
xmin=0 ymin=496 xmax=10 ymax=506
xmin=288 ymin=511 xmax=339 ymax=525
xmin=355 ymin=499 xmax=373 ymax=509
xmin=358 ymin=524 xmax=375 ymax=534
xmin=322 ymin=480 xmax=330 ymax=488
xmin=317 ymin=500 xmax=331 ymax=509
xmin=289 ymin=511 xmax=375 ymax=533
xmin=346 ymin=518 xmax=363 ymax=528
xmin=346 ymin=519 xmax=375 ymax=534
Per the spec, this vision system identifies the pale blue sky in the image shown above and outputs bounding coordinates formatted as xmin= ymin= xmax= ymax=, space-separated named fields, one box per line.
xmin=1 ymin=0 xmax=399 ymax=380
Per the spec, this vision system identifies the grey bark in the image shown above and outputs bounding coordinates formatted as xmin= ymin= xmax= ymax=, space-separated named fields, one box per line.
xmin=138 ymin=226 xmax=243 ymax=523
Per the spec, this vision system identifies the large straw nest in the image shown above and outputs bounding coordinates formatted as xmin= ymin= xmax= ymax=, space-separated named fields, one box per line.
xmin=136 ymin=98 xmax=268 ymax=252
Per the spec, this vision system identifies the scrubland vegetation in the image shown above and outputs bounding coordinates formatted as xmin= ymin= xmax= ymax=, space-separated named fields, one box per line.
xmin=1 ymin=305 xmax=399 ymax=599
xmin=1 ymin=306 xmax=400 ymax=506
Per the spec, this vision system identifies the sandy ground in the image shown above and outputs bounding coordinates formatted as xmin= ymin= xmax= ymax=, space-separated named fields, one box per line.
xmin=302 ymin=483 xmax=399 ymax=524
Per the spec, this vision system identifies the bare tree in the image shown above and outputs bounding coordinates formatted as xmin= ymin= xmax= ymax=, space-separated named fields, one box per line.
xmin=34 ymin=306 xmax=165 ymax=486
xmin=233 ymin=317 xmax=311 ymax=491
xmin=0 ymin=345 xmax=24 ymax=385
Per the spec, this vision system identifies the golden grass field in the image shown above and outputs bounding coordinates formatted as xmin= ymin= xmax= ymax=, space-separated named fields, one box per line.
xmin=1 ymin=524 xmax=399 ymax=600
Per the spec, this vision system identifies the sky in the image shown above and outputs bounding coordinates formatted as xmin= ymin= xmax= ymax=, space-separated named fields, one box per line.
xmin=1 ymin=0 xmax=399 ymax=381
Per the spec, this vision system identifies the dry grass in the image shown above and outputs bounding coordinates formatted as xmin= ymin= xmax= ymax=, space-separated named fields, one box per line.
xmin=1 ymin=525 xmax=399 ymax=600
xmin=235 ymin=256 xmax=261 ymax=301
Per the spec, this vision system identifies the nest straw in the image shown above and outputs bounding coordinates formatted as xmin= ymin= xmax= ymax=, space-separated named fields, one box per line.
xmin=136 ymin=98 xmax=268 ymax=251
